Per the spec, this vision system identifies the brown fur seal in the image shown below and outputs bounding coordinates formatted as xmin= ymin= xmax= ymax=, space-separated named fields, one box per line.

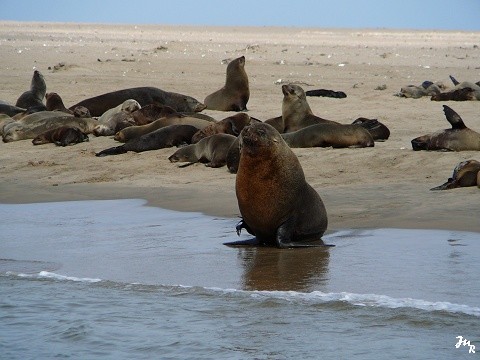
xmin=234 ymin=122 xmax=329 ymax=248
xmin=411 ymin=105 xmax=480 ymax=151
xmin=305 ymin=89 xmax=347 ymax=98
xmin=114 ymin=116 xmax=213 ymax=143
xmin=281 ymin=84 xmax=339 ymax=132
xmin=281 ymin=123 xmax=374 ymax=148
xmin=131 ymin=104 xmax=177 ymax=125
xmin=2 ymin=111 xmax=98 ymax=143
xmin=191 ymin=113 xmax=252 ymax=143
xmin=32 ymin=126 xmax=89 ymax=146
xmin=69 ymin=87 xmax=206 ymax=117
xmin=15 ymin=70 xmax=47 ymax=110
xmin=431 ymin=87 xmax=477 ymax=101
xmin=168 ymin=133 xmax=237 ymax=168
xmin=351 ymin=118 xmax=390 ymax=141
xmin=96 ymin=124 xmax=198 ymax=157
xmin=398 ymin=81 xmax=443 ymax=99
xmin=45 ymin=92 xmax=73 ymax=114
xmin=430 ymin=160 xmax=480 ymax=190
xmin=93 ymin=99 xmax=140 ymax=136
xmin=204 ymin=56 xmax=250 ymax=111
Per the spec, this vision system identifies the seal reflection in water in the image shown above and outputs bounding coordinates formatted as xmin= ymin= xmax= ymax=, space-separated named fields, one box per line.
xmin=233 ymin=122 xmax=329 ymax=248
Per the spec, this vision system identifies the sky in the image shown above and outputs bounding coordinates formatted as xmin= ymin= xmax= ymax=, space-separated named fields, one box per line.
xmin=1 ymin=0 xmax=479 ymax=31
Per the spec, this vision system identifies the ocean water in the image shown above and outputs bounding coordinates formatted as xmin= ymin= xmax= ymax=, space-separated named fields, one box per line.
xmin=0 ymin=199 xmax=478 ymax=359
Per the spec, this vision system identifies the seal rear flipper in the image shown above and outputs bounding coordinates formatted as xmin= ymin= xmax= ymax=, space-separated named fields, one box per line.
xmin=449 ymin=75 xmax=460 ymax=86
xmin=430 ymin=178 xmax=456 ymax=191
xmin=95 ymin=145 xmax=127 ymax=157
xmin=443 ymin=105 xmax=467 ymax=129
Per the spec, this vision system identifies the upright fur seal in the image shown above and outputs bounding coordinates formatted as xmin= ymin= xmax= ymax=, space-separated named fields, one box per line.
xmin=15 ymin=70 xmax=47 ymax=110
xmin=430 ymin=160 xmax=480 ymax=190
xmin=96 ymin=124 xmax=198 ymax=157
xmin=234 ymin=122 xmax=329 ymax=248
xmin=32 ymin=126 xmax=89 ymax=146
xmin=282 ymin=84 xmax=339 ymax=132
xmin=411 ymin=105 xmax=480 ymax=151
xmin=69 ymin=87 xmax=206 ymax=117
xmin=45 ymin=92 xmax=73 ymax=114
xmin=204 ymin=56 xmax=250 ymax=111
xmin=168 ymin=134 xmax=237 ymax=168
xmin=281 ymin=123 xmax=374 ymax=148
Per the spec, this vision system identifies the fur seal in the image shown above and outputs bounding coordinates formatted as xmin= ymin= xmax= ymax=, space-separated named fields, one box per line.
xmin=69 ymin=87 xmax=206 ymax=117
xmin=431 ymin=87 xmax=477 ymax=101
xmin=398 ymin=82 xmax=443 ymax=98
xmin=305 ymin=89 xmax=347 ymax=98
xmin=15 ymin=70 xmax=47 ymax=110
xmin=2 ymin=111 xmax=98 ymax=143
xmin=0 ymin=103 xmax=27 ymax=117
xmin=411 ymin=105 xmax=480 ymax=151
xmin=281 ymin=123 xmax=374 ymax=148
xmin=168 ymin=133 xmax=237 ymax=168
xmin=32 ymin=126 xmax=89 ymax=146
xmin=45 ymin=92 xmax=73 ymax=114
xmin=114 ymin=116 xmax=213 ymax=143
xmin=234 ymin=122 xmax=329 ymax=248
xmin=96 ymin=124 xmax=198 ymax=157
xmin=0 ymin=114 xmax=16 ymax=136
xmin=430 ymin=160 xmax=480 ymax=190
xmin=281 ymin=84 xmax=339 ymax=132
xmin=93 ymin=99 xmax=140 ymax=136
xmin=204 ymin=56 xmax=250 ymax=111
xmin=191 ymin=113 xmax=252 ymax=143
xmin=351 ymin=118 xmax=390 ymax=141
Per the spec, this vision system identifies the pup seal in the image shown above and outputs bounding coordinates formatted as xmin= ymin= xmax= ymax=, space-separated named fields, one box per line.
xmin=96 ymin=124 xmax=198 ymax=157
xmin=430 ymin=160 xmax=480 ymax=190
xmin=69 ymin=87 xmax=206 ymax=117
xmin=15 ymin=70 xmax=47 ymax=110
xmin=93 ymin=99 xmax=140 ymax=136
xmin=168 ymin=134 xmax=237 ymax=168
xmin=411 ymin=105 xmax=480 ymax=151
xmin=204 ymin=56 xmax=250 ymax=111
xmin=351 ymin=118 xmax=390 ymax=141
xmin=234 ymin=122 xmax=329 ymax=248
xmin=281 ymin=123 xmax=374 ymax=148
xmin=45 ymin=92 xmax=73 ymax=114
xmin=281 ymin=84 xmax=339 ymax=132
xmin=32 ymin=126 xmax=89 ymax=146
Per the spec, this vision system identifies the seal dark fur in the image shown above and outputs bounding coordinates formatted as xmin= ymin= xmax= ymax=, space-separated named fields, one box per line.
xmin=32 ymin=126 xmax=89 ymax=146
xmin=430 ymin=160 xmax=480 ymax=190
xmin=15 ymin=70 xmax=47 ymax=110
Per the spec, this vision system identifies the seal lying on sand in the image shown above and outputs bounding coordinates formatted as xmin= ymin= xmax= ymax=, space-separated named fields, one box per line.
xmin=430 ymin=160 xmax=480 ymax=190
xmin=191 ymin=113 xmax=253 ymax=143
xmin=15 ymin=70 xmax=47 ymax=110
xmin=114 ymin=116 xmax=213 ymax=143
xmin=204 ymin=56 xmax=250 ymax=111
xmin=281 ymin=84 xmax=339 ymax=132
xmin=96 ymin=124 xmax=198 ymax=157
xmin=168 ymin=134 xmax=237 ymax=168
xmin=431 ymin=76 xmax=480 ymax=101
xmin=32 ymin=126 xmax=89 ymax=146
xmin=281 ymin=123 xmax=374 ymax=148
xmin=233 ymin=122 xmax=329 ymax=248
xmin=305 ymin=89 xmax=347 ymax=98
xmin=411 ymin=105 xmax=480 ymax=151
xmin=2 ymin=111 xmax=98 ymax=142
xmin=69 ymin=87 xmax=206 ymax=117
xmin=351 ymin=118 xmax=390 ymax=141
xmin=93 ymin=99 xmax=140 ymax=136
xmin=398 ymin=81 xmax=443 ymax=98
xmin=0 ymin=103 xmax=27 ymax=117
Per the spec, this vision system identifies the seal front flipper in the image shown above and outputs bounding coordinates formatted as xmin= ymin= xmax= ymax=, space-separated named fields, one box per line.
xmin=449 ymin=75 xmax=460 ymax=86
xmin=235 ymin=219 xmax=254 ymax=236
xmin=443 ymin=105 xmax=466 ymax=129
xmin=223 ymin=238 xmax=262 ymax=247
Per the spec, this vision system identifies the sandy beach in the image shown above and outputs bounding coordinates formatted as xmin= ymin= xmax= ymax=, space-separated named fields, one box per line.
xmin=0 ymin=21 xmax=479 ymax=234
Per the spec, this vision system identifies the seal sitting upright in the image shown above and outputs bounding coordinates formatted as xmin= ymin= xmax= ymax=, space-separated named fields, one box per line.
xmin=234 ymin=122 xmax=329 ymax=248
xmin=204 ymin=56 xmax=250 ymax=111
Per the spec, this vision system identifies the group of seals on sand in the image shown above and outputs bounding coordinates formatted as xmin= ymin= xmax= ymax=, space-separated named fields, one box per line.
xmin=2 ymin=62 xmax=479 ymax=248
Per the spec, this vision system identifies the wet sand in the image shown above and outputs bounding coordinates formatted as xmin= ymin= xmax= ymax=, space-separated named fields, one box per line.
xmin=0 ymin=22 xmax=479 ymax=234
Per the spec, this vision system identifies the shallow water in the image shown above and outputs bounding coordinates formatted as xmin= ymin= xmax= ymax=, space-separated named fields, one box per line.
xmin=0 ymin=199 xmax=478 ymax=359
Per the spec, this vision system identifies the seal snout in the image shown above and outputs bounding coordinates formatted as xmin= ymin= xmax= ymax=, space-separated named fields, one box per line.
xmin=194 ymin=102 xmax=207 ymax=112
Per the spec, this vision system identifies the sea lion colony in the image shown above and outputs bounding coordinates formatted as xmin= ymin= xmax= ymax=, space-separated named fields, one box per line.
xmin=1 ymin=60 xmax=479 ymax=247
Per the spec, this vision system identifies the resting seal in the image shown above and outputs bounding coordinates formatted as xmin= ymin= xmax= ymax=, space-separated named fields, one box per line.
xmin=93 ymin=99 xmax=140 ymax=136
xmin=431 ymin=160 xmax=480 ymax=190
xmin=191 ymin=113 xmax=252 ymax=143
xmin=96 ymin=124 xmax=198 ymax=157
xmin=15 ymin=70 xmax=47 ymax=110
xmin=204 ymin=56 xmax=249 ymax=111
xmin=398 ymin=81 xmax=443 ymax=98
xmin=305 ymin=89 xmax=347 ymax=98
xmin=351 ymin=118 xmax=390 ymax=141
xmin=411 ymin=105 xmax=480 ymax=151
xmin=114 ymin=116 xmax=213 ymax=143
xmin=32 ymin=126 xmax=89 ymax=146
xmin=234 ymin=122 xmax=329 ymax=248
xmin=281 ymin=84 xmax=338 ymax=132
xmin=281 ymin=123 xmax=374 ymax=148
xmin=69 ymin=87 xmax=206 ymax=117
xmin=168 ymin=133 xmax=237 ymax=168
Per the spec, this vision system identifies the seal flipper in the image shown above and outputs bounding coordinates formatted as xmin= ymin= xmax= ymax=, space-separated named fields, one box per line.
xmin=449 ymin=75 xmax=460 ymax=86
xmin=95 ymin=145 xmax=127 ymax=157
xmin=276 ymin=218 xmax=334 ymax=248
xmin=443 ymin=105 xmax=466 ymax=129
xmin=223 ymin=238 xmax=262 ymax=247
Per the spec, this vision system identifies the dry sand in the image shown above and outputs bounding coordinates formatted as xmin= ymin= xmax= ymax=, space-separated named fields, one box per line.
xmin=0 ymin=21 xmax=479 ymax=234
